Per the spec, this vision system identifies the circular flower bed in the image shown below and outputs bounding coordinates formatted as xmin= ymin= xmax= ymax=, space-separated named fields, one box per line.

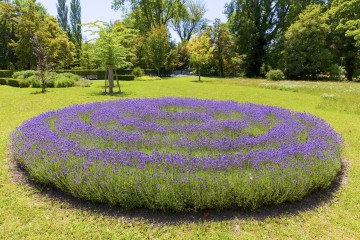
xmin=12 ymin=98 xmax=343 ymax=211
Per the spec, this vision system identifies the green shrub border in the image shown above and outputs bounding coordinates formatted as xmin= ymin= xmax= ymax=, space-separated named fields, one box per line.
xmin=0 ymin=78 xmax=8 ymax=85
xmin=0 ymin=70 xmax=14 ymax=78
xmin=7 ymin=79 xmax=20 ymax=87
xmin=116 ymin=75 xmax=135 ymax=81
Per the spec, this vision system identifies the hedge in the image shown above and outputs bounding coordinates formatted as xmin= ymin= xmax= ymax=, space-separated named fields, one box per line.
xmin=0 ymin=78 xmax=8 ymax=85
xmin=7 ymin=79 xmax=20 ymax=87
xmin=0 ymin=70 xmax=14 ymax=78
xmin=56 ymin=69 xmax=167 ymax=79
xmin=116 ymin=75 xmax=135 ymax=81
xmin=6 ymin=78 xmax=31 ymax=88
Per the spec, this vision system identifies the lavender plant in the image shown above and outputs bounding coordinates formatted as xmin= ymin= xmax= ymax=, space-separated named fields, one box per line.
xmin=11 ymin=98 xmax=343 ymax=211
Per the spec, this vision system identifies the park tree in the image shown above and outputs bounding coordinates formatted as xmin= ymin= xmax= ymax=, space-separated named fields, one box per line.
xmin=57 ymin=0 xmax=70 ymax=36
xmin=145 ymin=25 xmax=171 ymax=76
xmin=0 ymin=1 xmax=16 ymax=69
xmin=205 ymin=19 xmax=240 ymax=77
xmin=85 ymin=21 xmax=136 ymax=93
xmin=70 ymin=0 xmax=82 ymax=63
xmin=171 ymin=0 xmax=207 ymax=42
xmin=283 ymin=4 xmax=333 ymax=79
xmin=187 ymin=33 xmax=214 ymax=81
xmin=226 ymin=0 xmax=292 ymax=77
xmin=112 ymin=0 xmax=186 ymax=33
xmin=329 ymin=0 xmax=360 ymax=81
xmin=2 ymin=1 xmax=74 ymax=70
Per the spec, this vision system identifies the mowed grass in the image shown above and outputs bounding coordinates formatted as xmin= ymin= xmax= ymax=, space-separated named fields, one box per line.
xmin=1 ymin=77 xmax=359 ymax=239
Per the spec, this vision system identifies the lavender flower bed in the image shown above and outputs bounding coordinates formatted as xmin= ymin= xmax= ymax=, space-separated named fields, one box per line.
xmin=12 ymin=98 xmax=343 ymax=211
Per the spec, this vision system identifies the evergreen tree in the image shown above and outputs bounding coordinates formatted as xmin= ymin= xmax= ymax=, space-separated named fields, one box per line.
xmin=57 ymin=0 xmax=70 ymax=36
xmin=70 ymin=0 xmax=82 ymax=62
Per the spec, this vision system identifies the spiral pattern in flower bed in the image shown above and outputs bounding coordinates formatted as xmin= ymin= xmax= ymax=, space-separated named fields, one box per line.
xmin=12 ymin=98 xmax=343 ymax=211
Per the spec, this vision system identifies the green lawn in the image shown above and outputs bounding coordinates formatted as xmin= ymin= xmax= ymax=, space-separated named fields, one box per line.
xmin=1 ymin=77 xmax=359 ymax=239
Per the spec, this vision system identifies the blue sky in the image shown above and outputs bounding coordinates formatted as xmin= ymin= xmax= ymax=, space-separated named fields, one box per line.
xmin=37 ymin=0 xmax=229 ymax=41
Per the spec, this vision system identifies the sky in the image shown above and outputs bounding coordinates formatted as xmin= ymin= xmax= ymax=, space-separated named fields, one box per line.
xmin=37 ymin=0 xmax=229 ymax=41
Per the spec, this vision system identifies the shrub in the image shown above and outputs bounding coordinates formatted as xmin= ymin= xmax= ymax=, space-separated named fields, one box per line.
xmin=7 ymin=79 xmax=20 ymax=87
xmin=27 ymin=76 xmax=41 ymax=88
xmin=19 ymin=79 xmax=31 ymax=88
xmin=55 ymin=76 xmax=75 ymax=88
xmin=12 ymin=70 xmax=37 ymax=79
xmin=0 ymin=78 xmax=8 ymax=85
xmin=136 ymin=76 xmax=162 ymax=81
xmin=74 ymin=78 xmax=92 ymax=87
xmin=266 ymin=69 xmax=285 ymax=81
xmin=117 ymin=75 xmax=135 ymax=81
xmin=0 ymin=70 xmax=14 ymax=78
xmin=56 ymin=70 xmax=106 ymax=79
xmin=58 ymin=73 xmax=80 ymax=82
xmin=132 ymin=67 xmax=145 ymax=77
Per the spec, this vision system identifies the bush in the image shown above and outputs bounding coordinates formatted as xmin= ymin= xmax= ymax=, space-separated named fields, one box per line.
xmin=0 ymin=78 xmax=8 ymax=85
xmin=27 ymin=76 xmax=41 ymax=88
xmin=266 ymin=69 xmax=285 ymax=81
xmin=58 ymin=73 xmax=80 ymax=82
xmin=55 ymin=76 xmax=75 ymax=88
xmin=19 ymin=79 xmax=31 ymax=88
xmin=7 ymin=79 xmax=20 ymax=87
xmin=117 ymin=75 xmax=135 ymax=81
xmin=0 ymin=70 xmax=14 ymax=78
xmin=56 ymin=70 xmax=106 ymax=80
xmin=132 ymin=67 xmax=145 ymax=77
xmin=136 ymin=76 xmax=162 ymax=81
xmin=74 ymin=78 xmax=92 ymax=87
xmin=12 ymin=70 xmax=37 ymax=79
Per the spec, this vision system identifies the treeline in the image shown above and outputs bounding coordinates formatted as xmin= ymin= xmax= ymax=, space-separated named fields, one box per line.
xmin=1 ymin=0 xmax=359 ymax=80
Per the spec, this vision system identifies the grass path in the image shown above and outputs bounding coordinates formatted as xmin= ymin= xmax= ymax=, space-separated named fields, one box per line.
xmin=1 ymin=77 xmax=359 ymax=239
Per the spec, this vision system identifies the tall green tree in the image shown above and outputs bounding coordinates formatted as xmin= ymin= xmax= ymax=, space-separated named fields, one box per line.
xmin=112 ymin=0 xmax=186 ymax=33
xmin=283 ymin=4 xmax=333 ymax=79
xmin=329 ymin=0 xmax=360 ymax=81
xmin=145 ymin=25 xmax=171 ymax=76
xmin=171 ymin=0 xmax=207 ymax=42
xmin=187 ymin=33 xmax=214 ymax=81
xmin=85 ymin=21 xmax=136 ymax=93
xmin=226 ymin=0 xmax=292 ymax=77
xmin=70 ymin=0 xmax=81 ymax=62
xmin=0 ymin=1 xmax=16 ymax=69
xmin=1 ymin=1 xmax=74 ymax=70
xmin=57 ymin=0 xmax=70 ymax=36
xmin=205 ymin=19 xmax=240 ymax=77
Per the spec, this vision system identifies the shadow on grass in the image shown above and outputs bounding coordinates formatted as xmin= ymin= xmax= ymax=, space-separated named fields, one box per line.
xmin=87 ymin=90 xmax=132 ymax=98
xmin=30 ymin=90 xmax=51 ymax=95
xmin=10 ymin=157 xmax=348 ymax=226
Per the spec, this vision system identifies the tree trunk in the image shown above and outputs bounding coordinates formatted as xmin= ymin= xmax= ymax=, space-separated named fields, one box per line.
xmin=198 ymin=67 xmax=201 ymax=82
xmin=246 ymin=35 xmax=267 ymax=77
xmin=158 ymin=68 xmax=160 ymax=77
xmin=108 ymin=65 xmax=114 ymax=94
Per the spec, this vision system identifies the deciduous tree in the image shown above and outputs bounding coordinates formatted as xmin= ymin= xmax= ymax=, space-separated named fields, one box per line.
xmin=85 ymin=21 xmax=136 ymax=93
xmin=145 ymin=25 xmax=171 ymax=76
xmin=329 ymin=0 xmax=360 ymax=81
xmin=172 ymin=0 xmax=207 ymax=42
xmin=226 ymin=0 xmax=292 ymax=77
xmin=112 ymin=0 xmax=186 ymax=33
xmin=283 ymin=4 xmax=332 ymax=79
xmin=187 ymin=33 xmax=214 ymax=81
